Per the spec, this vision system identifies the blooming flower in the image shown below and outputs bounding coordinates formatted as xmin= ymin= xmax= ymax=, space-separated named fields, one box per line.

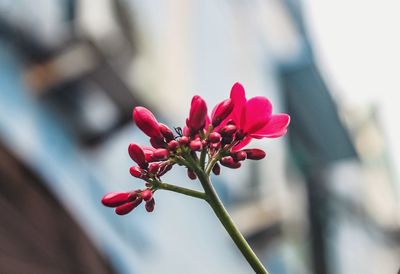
xmin=102 ymin=82 xmax=290 ymax=216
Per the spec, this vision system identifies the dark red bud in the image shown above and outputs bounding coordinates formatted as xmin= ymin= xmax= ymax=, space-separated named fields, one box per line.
xmin=133 ymin=107 xmax=163 ymax=139
xmin=141 ymin=189 xmax=153 ymax=201
xmin=212 ymin=99 xmax=234 ymax=127
xmin=145 ymin=198 xmax=155 ymax=212
xmin=220 ymin=124 xmax=237 ymax=136
xmin=115 ymin=197 xmax=142 ymax=215
xmin=187 ymin=169 xmax=197 ymax=180
xmin=129 ymin=166 xmax=144 ymax=178
xmin=153 ymin=148 xmax=169 ymax=160
xmin=150 ymin=137 xmax=167 ymax=149
xmin=243 ymin=149 xmax=266 ymax=160
xmin=212 ymin=163 xmax=221 ymax=175
xmin=221 ymin=135 xmax=233 ymax=145
xmin=220 ymin=157 xmax=241 ymax=169
xmin=102 ymin=192 xmax=130 ymax=207
xmin=189 ymin=140 xmax=203 ymax=151
xmin=168 ymin=140 xmax=179 ymax=150
xmin=208 ymin=132 xmax=222 ymax=143
xmin=128 ymin=144 xmax=147 ymax=167
xmin=232 ymin=151 xmax=247 ymax=162
xmin=179 ymin=136 xmax=189 ymax=145
xmin=159 ymin=123 xmax=175 ymax=142
xmin=186 ymin=95 xmax=208 ymax=132
xmin=148 ymin=163 xmax=160 ymax=174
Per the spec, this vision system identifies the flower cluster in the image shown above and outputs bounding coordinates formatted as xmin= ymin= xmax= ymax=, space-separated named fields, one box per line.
xmin=102 ymin=82 xmax=290 ymax=215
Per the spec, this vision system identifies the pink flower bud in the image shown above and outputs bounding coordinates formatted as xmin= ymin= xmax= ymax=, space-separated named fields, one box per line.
xmin=232 ymin=150 xmax=247 ymax=162
xmin=168 ymin=140 xmax=179 ymax=150
xmin=208 ymin=132 xmax=222 ymax=143
xmin=115 ymin=198 xmax=142 ymax=215
xmin=183 ymin=126 xmax=191 ymax=137
xmin=128 ymin=144 xmax=147 ymax=167
xmin=148 ymin=163 xmax=160 ymax=174
xmin=212 ymin=163 xmax=221 ymax=175
xmin=102 ymin=192 xmax=130 ymax=207
xmin=153 ymin=148 xmax=169 ymax=160
xmin=145 ymin=198 xmax=155 ymax=212
xmin=189 ymin=140 xmax=203 ymax=151
xmin=179 ymin=136 xmax=189 ymax=145
xmin=220 ymin=157 xmax=241 ymax=169
xmin=243 ymin=149 xmax=266 ymax=160
xmin=150 ymin=137 xmax=167 ymax=149
xmin=129 ymin=166 xmax=144 ymax=178
xmin=133 ymin=107 xmax=163 ymax=139
xmin=186 ymin=95 xmax=208 ymax=132
xmin=187 ymin=169 xmax=197 ymax=180
xmin=142 ymin=147 xmax=155 ymax=162
xmin=159 ymin=123 xmax=175 ymax=142
xmin=220 ymin=124 xmax=237 ymax=136
xmin=212 ymin=99 xmax=234 ymax=127
xmin=141 ymin=189 xmax=153 ymax=201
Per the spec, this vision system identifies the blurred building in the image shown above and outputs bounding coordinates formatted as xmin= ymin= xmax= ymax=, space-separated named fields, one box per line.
xmin=0 ymin=1 xmax=399 ymax=274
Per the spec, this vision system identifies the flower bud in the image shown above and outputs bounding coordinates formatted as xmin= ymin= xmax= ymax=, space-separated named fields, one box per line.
xmin=145 ymin=198 xmax=155 ymax=212
xmin=141 ymin=189 xmax=153 ymax=201
xmin=179 ymin=136 xmax=189 ymax=145
xmin=148 ymin=163 xmax=160 ymax=174
xmin=186 ymin=95 xmax=208 ymax=132
xmin=212 ymin=99 xmax=234 ymax=127
xmin=129 ymin=166 xmax=144 ymax=178
xmin=128 ymin=144 xmax=147 ymax=167
xmin=187 ymin=168 xmax=197 ymax=180
xmin=212 ymin=163 xmax=221 ymax=175
xmin=183 ymin=126 xmax=191 ymax=137
xmin=158 ymin=164 xmax=173 ymax=176
xmin=150 ymin=137 xmax=167 ymax=149
xmin=159 ymin=123 xmax=175 ymax=142
xmin=133 ymin=107 xmax=163 ymax=139
xmin=220 ymin=157 xmax=241 ymax=169
xmin=153 ymin=148 xmax=169 ymax=160
xmin=220 ymin=124 xmax=237 ymax=136
xmin=208 ymin=132 xmax=222 ymax=143
xmin=232 ymin=150 xmax=247 ymax=162
xmin=189 ymin=140 xmax=203 ymax=151
xmin=102 ymin=192 xmax=130 ymax=207
xmin=142 ymin=147 xmax=155 ymax=162
xmin=168 ymin=140 xmax=179 ymax=151
xmin=243 ymin=148 xmax=266 ymax=160
xmin=115 ymin=198 xmax=142 ymax=215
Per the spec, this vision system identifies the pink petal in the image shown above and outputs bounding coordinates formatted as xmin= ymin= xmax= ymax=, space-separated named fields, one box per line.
xmin=232 ymin=136 xmax=252 ymax=152
xmin=241 ymin=96 xmax=272 ymax=134
xmin=229 ymin=82 xmax=247 ymax=126
xmin=250 ymin=114 xmax=290 ymax=139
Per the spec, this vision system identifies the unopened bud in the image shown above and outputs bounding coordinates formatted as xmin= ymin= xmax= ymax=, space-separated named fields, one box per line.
xmin=220 ymin=157 xmax=241 ymax=169
xmin=187 ymin=169 xmax=197 ymax=180
xmin=168 ymin=140 xmax=179 ymax=151
xmin=153 ymin=148 xmax=169 ymax=160
xmin=186 ymin=95 xmax=208 ymax=132
xmin=208 ymin=132 xmax=221 ymax=143
xmin=189 ymin=140 xmax=203 ymax=151
xmin=212 ymin=163 xmax=221 ymax=175
xmin=148 ymin=163 xmax=160 ymax=174
xmin=220 ymin=124 xmax=237 ymax=136
xmin=115 ymin=197 xmax=142 ymax=215
xmin=133 ymin=107 xmax=163 ymax=139
xmin=159 ymin=123 xmax=175 ymax=142
xmin=232 ymin=151 xmax=247 ymax=162
xmin=128 ymin=144 xmax=147 ymax=167
xmin=145 ymin=198 xmax=155 ymax=212
xmin=129 ymin=166 xmax=144 ymax=178
xmin=141 ymin=189 xmax=153 ymax=201
xmin=179 ymin=136 xmax=189 ymax=145
xmin=102 ymin=192 xmax=130 ymax=207
xmin=212 ymin=99 xmax=234 ymax=127
xmin=243 ymin=148 xmax=266 ymax=160
xmin=150 ymin=137 xmax=167 ymax=149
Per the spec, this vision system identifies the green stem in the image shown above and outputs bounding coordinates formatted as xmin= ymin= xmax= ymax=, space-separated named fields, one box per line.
xmin=157 ymin=182 xmax=206 ymax=200
xmin=196 ymin=171 xmax=269 ymax=274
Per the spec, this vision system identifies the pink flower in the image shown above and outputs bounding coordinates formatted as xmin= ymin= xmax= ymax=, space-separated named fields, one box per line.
xmin=226 ymin=82 xmax=290 ymax=150
xmin=186 ymin=96 xmax=208 ymax=132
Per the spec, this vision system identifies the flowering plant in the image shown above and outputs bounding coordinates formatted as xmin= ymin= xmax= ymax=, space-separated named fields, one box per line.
xmin=102 ymin=82 xmax=290 ymax=274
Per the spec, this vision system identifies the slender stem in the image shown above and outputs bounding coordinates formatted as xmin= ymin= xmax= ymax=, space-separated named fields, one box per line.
xmin=196 ymin=171 xmax=269 ymax=274
xmin=157 ymin=182 xmax=206 ymax=200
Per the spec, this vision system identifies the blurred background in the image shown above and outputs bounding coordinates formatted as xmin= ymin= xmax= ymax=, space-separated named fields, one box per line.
xmin=0 ymin=0 xmax=399 ymax=273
